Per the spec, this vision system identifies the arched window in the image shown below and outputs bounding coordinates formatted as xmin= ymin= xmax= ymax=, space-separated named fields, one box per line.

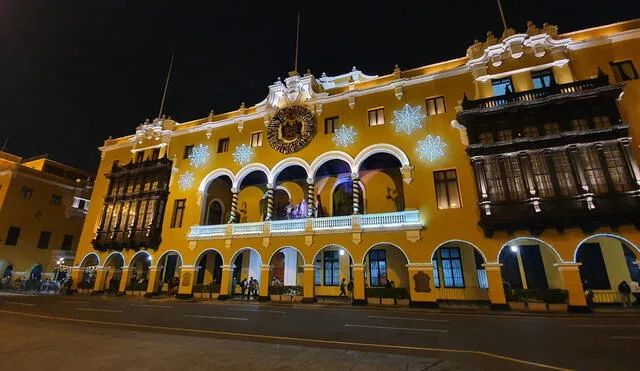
xmin=332 ymin=180 xmax=364 ymax=216
xmin=206 ymin=200 xmax=224 ymax=225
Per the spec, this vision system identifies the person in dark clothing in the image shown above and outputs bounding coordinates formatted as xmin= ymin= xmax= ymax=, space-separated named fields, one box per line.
xmin=339 ymin=278 xmax=347 ymax=297
xmin=240 ymin=278 xmax=247 ymax=300
xmin=619 ymin=280 xmax=632 ymax=309
xmin=583 ymin=280 xmax=595 ymax=309
xmin=347 ymin=280 xmax=354 ymax=299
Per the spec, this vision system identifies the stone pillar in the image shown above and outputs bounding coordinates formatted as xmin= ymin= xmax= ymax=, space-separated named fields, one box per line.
xmin=406 ymin=263 xmax=438 ymax=308
xmin=351 ymin=264 xmax=366 ymax=305
xmin=70 ymin=267 xmax=83 ymax=291
xmin=351 ymin=173 xmax=360 ymax=215
xmin=259 ymin=264 xmax=271 ymax=301
xmin=218 ymin=264 xmax=235 ymax=299
xmin=306 ymin=178 xmax=315 ymax=217
xmin=265 ymin=183 xmax=274 ymax=221
xmin=228 ymin=188 xmax=239 ymax=223
xmin=482 ymin=263 xmax=509 ymax=310
xmin=283 ymin=248 xmax=297 ymax=286
xmin=302 ymin=264 xmax=315 ymax=303
xmin=118 ymin=266 xmax=133 ymax=294
xmin=555 ymin=263 xmax=589 ymax=312
xmin=92 ymin=267 xmax=108 ymax=293
xmin=177 ymin=266 xmax=196 ymax=299
xmin=145 ymin=266 xmax=161 ymax=296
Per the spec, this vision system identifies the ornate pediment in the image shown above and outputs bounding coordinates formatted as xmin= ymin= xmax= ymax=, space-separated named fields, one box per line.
xmin=265 ymin=72 xmax=327 ymax=109
xmin=131 ymin=117 xmax=174 ymax=144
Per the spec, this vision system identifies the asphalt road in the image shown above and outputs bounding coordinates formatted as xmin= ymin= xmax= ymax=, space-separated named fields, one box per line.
xmin=0 ymin=294 xmax=638 ymax=370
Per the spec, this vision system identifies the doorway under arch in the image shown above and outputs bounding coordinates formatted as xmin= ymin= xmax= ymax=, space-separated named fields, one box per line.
xmin=206 ymin=200 xmax=225 ymax=225
xmin=268 ymin=247 xmax=305 ymax=296
xmin=312 ymin=245 xmax=353 ymax=297
xmin=498 ymin=238 xmax=563 ymax=292
xmin=195 ymin=249 xmax=223 ymax=286
xmin=230 ymin=248 xmax=263 ymax=296
xmin=431 ymin=241 xmax=488 ymax=301
xmin=155 ymin=251 xmax=183 ymax=293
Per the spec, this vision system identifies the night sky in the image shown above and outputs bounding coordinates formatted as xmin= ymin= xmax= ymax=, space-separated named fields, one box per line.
xmin=1 ymin=1 xmax=638 ymax=173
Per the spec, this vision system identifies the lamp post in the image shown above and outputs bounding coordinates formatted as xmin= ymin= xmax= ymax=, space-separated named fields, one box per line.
xmin=54 ymin=258 xmax=64 ymax=282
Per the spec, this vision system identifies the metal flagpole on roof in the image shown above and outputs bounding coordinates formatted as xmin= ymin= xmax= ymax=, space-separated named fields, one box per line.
xmin=496 ymin=0 xmax=508 ymax=31
xmin=294 ymin=11 xmax=300 ymax=74
xmin=158 ymin=53 xmax=175 ymax=119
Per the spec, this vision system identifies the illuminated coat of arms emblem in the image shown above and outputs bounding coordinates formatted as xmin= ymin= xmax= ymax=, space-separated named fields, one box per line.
xmin=267 ymin=105 xmax=316 ymax=154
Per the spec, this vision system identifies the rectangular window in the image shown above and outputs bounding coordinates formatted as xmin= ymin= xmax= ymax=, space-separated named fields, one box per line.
xmin=551 ymin=151 xmax=578 ymax=196
xmin=503 ymin=156 xmax=526 ymax=200
xmin=37 ymin=231 xmax=51 ymax=249
xmin=531 ymin=69 xmax=554 ymax=89
xmin=323 ymin=251 xmax=340 ymax=286
xmin=580 ymin=146 xmax=608 ymax=194
xmin=593 ymin=116 xmax=611 ymax=129
xmin=367 ymin=108 xmax=384 ymax=126
xmin=432 ymin=258 xmax=440 ymax=288
xmin=5 ymin=227 xmax=20 ymax=246
xmin=603 ymin=143 xmax=632 ymax=192
xmin=314 ymin=257 xmax=322 ymax=285
xmin=183 ymin=145 xmax=194 ymax=159
xmin=50 ymin=194 xmax=62 ymax=205
xmin=135 ymin=151 xmax=144 ymax=163
xmin=439 ymin=247 xmax=465 ymax=288
xmin=529 ymin=153 xmax=554 ymax=198
xmin=60 ymin=234 xmax=73 ymax=250
xmin=434 ymin=169 xmax=461 ymax=209
xmin=21 ymin=186 xmax=33 ymax=199
xmin=425 ymin=96 xmax=446 ymax=116
xmin=324 ymin=116 xmax=338 ymax=134
xmin=478 ymin=132 xmax=494 ymax=144
xmin=570 ymin=119 xmax=589 ymax=131
xmin=170 ymin=199 xmax=186 ymax=228
xmin=368 ymin=249 xmax=387 ymax=287
xmin=491 ymin=77 xmax=513 ymax=96
xmin=497 ymin=129 xmax=512 ymax=142
xmin=543 ymin=122 xmax=560 ymax=135
xmin=522 ymin=126 xmax=540 ymax=138
xmin=78 ymin=199 xmax=87 ymax=210
xmin=485 ymin=158 xmax=505 ymax=202
xmin=250 ymin=132 xmax=263 ymax=147
xmin=610 ymin=60 xmax=639 ymax=82
xmin=217 ymin=138 xmax=230 ymax=153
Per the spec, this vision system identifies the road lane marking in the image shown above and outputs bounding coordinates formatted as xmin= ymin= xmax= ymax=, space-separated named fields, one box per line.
xmin=132 ymin=304 xmax=172 ymax=309
xmin=345 ymin=324 xmax=448 ymax=333
xmin=59 ymin=300 xmax=90 ymax=304
xmin=227 ymin=308 xmax=286 ymax=314
xmin=5 ymin=301 xmax=35 ymax=306
xmin=610 ymin=336 xmax=640 ymax=340
xmin=0 ymin=309 xmax=573 ymax=371
xmin=368 ymin=315 xmax=449 ymax=323
xmin=77 ymin=308 xmax=122 ymax=313
xmin=184 ymin=314 xmax=248 ymax=321
xmin=569 ymin=324 xmax=640 ymax=328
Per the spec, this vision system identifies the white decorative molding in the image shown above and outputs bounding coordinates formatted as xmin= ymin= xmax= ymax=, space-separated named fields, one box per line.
xmin=131 ymin=118 xmax=173 ymax=144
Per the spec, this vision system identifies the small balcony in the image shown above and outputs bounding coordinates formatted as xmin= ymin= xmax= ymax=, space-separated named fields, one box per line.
xmin=187 ymin=210 xmax=422 ymax=240
xmin=92 ymin=227 xmax=162 ymax=251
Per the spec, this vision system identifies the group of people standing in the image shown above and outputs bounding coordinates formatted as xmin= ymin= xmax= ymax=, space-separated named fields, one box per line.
xmin=239 ymin=277 xmax=259 ymax=300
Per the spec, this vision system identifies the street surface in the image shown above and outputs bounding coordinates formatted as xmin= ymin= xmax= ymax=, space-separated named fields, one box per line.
xmin=0 ymin=294 xmax=638 ymax=370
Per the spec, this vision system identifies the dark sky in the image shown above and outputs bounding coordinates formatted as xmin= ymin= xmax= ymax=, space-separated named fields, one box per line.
xmin=1 ymin=1 xmax=638 ymax=173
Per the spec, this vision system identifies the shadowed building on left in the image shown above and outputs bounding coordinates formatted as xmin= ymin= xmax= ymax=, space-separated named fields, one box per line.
xmin=0 ymin=151 xmax=93 ymax=287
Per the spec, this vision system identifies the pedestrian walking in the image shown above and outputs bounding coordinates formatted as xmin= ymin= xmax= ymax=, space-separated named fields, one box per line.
xmin=618 ymin=280 xmax=632 ymax=309
xmin=240 ymin=278 xmax=247 ymax=299
xmin=339 ymin=278 xmax=347 ymax=297
xmin=347 ymin=280 xmax=354 ymax=299
xmin=583 ymin=280 xmax=595 ymax=309
xmin=248 ymin=277 xmax=255 ymax=300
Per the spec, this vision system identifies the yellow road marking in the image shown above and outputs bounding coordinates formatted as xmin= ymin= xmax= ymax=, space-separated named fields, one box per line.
xmin=0 ymin=309 xmax=572 ymax=370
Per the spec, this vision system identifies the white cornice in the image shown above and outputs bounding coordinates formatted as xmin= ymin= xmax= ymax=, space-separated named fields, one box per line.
xmin=475 ymin=59 xmax=570 ymax=82
xmin=99 ymin=139 xmax=134 ymax=153
xmin=567 ymin=28 xmax=640 ymax=51
xmin=130 ymin=142 xmax=168 ymax=153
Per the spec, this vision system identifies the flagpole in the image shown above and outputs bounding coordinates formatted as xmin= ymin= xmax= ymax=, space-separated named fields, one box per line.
xmin=158 ymin=53 xmax=174 ymax=118
xmin=294 ymin=11 xmax=300 ymax=74
xmin=496 ymin=0 xmax=508 ymax=31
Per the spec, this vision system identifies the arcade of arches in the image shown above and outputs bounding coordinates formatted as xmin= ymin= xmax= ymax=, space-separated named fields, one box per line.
xmin=70 ymin=233 xmax=640 ymax=311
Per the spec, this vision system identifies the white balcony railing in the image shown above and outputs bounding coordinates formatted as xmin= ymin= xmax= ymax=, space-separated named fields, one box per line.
xmin=188 ymin=210 xmax=422 ymax=239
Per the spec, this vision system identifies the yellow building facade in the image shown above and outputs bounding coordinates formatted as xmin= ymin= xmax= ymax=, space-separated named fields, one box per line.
xmin=0 ymin=152 xmax=93 ymax=285
xmin=73 ymin=20 xmax=640 ymax=311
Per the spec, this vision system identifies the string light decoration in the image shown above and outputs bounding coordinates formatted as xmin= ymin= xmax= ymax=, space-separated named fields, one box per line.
xmin=178 ymin=171 xmax=195 ymax=190
xmin=332 ymin=125 xmax=357 ymax=147
xmin=188 ymin=144 xmax=209 ymax=168
xmin=416 ymin=135 xmax=446 ymax=161
xmin=391 ymin=104 xmax=426 ymax=135
xmin=232 ymin=144 xmax=254 ymax=164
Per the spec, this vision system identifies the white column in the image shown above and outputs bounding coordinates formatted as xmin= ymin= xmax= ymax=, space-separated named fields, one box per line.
xmin=283 ymin=248 xmax=297 ymax=286
xmin=248 ymin=250 xmax=261 ymax=284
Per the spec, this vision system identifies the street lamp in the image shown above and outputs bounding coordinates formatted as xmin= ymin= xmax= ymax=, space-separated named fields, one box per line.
xmin=54 ymin=258 xmax=65 ymax=281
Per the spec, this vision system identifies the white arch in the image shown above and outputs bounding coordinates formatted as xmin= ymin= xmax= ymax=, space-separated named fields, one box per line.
xmin=267 ymin=246 xmax=307 ymax=265
xmin=230 ymin=247 xmax=264 ymax=265
xmin=271 ymin=157 xmax=311 ymax=183
xmin=310 ymin=151 xmax=356 ymax=178
xmin=194 ymin=248 xmax=225 ymax=266
xmin=128 ymin=250 xmax=153 ymax=267
xmin=103 ymin=251 xmax=125 ymax=267
xmin=573 ymin=233 xmax=640 ymax=263
xmin=354 ymin=143 xmax=410 ymax=171
xmin=233 ymin=163 xmax=272 ymax=189
xmin=312 ymin=244 xmax=355 ymax=262
xmin=431 ymin=239 xmax=488 ymax=263
xmin=361 ymin=242 xmax=411 ymax=265
xmin=263 ymin=186 xmax=291 ymax=200
xmin=156 ymin=250 xmax=184 ymax=266
xmin=496 ymin=237 xmax=563 ymax=264
xmin=198 ymin=168 xmax=236 ymax=194
xmin=79 ymin=252 xmax=100 ymax=267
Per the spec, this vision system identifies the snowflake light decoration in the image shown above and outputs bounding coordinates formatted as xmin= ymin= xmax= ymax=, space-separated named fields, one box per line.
xmin=416 ymin=135 xmax=446 ymax=162
xmin=188 ymin=144 xmax=209 ymax=168
xmin=332 ymin=125 xmax=357 ymax=147
xmin=177 ymin=171 xmax=195 ymax=191
xmin=391 ymin=104 xmax=426 ymax=135
xmin=232 ymin=144 xmax=254 ymax=164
